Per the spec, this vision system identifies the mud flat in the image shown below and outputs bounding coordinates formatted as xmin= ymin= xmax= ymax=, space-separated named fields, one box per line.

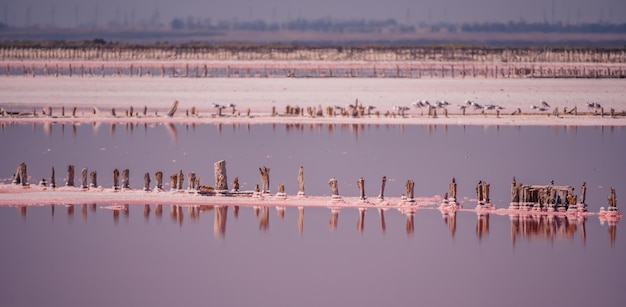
xmin=1 ymin=77 xmax=625 ymax=126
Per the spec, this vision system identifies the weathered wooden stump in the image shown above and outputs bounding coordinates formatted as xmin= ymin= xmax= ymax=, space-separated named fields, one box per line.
xmin=297 ymin=166 xmax=305 ymax=196
xmin=89 ymin=171 xmax=97 ymax=188
xmin=378 ymin=176 xmax=387 ymax=200
xmin=259 ymin=166 xmax=271 ymax=194
xmin=169 ymin=175 xmax=177 ymax=190
xmin=405 ymin=179 xmax=415 ymax=201
xmin=187 ymin=172 xmax=197 ymax=190
xmin=357 ymin=177 xmax=366 ymax=200
xmin=232 ymin=177 xmax=240 ymax=192
xmin=176 ymin=170 xmax=184 ymax=190
xmin=449 ymin=177 xmax=457 ymax=200
xmin=155 ymin=171 xmax=163 ymax=191
xmin=122 ymin=169 xmax=130 ymax=189
xmin=167 ymin=100 xmax=179 ymax=117
xmin=51 ymin=167 xmax=56 ymax=188
xmin=12 ymin=162 xmax=28 ymax=186
xmin=329 ymin=177 xmax=341 ymax=200
xmin=66 ymin=165 xmax=75 ymax=187
xmin=80 ymin=167 xmax=88 ymax=189
xmin=113 ymin=168 xmax=120 ymax=190
xmin=214 ymin=160 xmax=228 ymax=190
xmin=144 ymin=172 xmax=151 ymax=191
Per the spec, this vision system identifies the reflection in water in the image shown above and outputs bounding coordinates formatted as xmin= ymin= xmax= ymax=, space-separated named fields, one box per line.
xmin=441 ymin=210 xmax=457 ymax=238
xmin=609 ymin=222 xmax=617 ymax=247
xmin=404 ymin=209 xmax=415 ymax=235
xmin=166 ymin=123 xmax=178 ymax=141
xmin=509 ymin=214 xmax=588 ymax=246
xmin=18 ymin=205 xmax=26 ymax=218
xmin=50 ymin=204 xmax=55 ymax=217
xmin=476 ymin=213 xmax=490 ymax=241
xmin=276 ymin=206 xmax=285 ymax=219
xmin=234 ymin=206 xmax=239 ymax=219
xmin=259 ymin=207 xmax=269 ymax=231
xmin=155 ymin=204 xmax=163 ymax=217
xmin=357 ymin=208 xmax=365 ymax=233
xmin=81 ymin=204 xmax=87 ymax=221
xmin=329 ymin=208 xmax=340 ymax=230
xmin=298 ymin=207 xmax=304 ymax=235
xmin=378 ymin=209 xmax=387 ymax=234
xmin=67 ymin=205 xmax=74 ymax=218
xmin=170 ymin=205 xmax=183 ymax=226
xmin=214 ymin=206 xmax=228 ymax=237
xmin=144 ymin=204 xmax=151 ymax=221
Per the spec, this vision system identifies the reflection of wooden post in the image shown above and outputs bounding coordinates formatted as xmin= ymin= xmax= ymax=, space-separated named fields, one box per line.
xmin=378 ymin=176 xmax=387 ymax=200
xmin=144 ymin=172 xmax=151 ymax=191
xmin=66 ymin=165 xmax=75 ymax=187
xmin=297 ymin=166 xmax=305 ymax=196
xmin=357 ymin=208 xmax=365 ymax=233
xmin=357 ymin=177 xmax=366 ymax=200
xmin=259 ymin=166 xmax=270 ymax=193
xmin=298 ymin=207 xmax=304 ymax=235
xmin=51 ymin=167 xmax=56 ymax=188
xmin=89 ymin=171 xmax=97 ymax=188
xmin=214 ymin=160 xmax=228 ymax=190
xmin=122 ymin=169 xmax=130 ymax=189
xmin=80 ymin=167 xmax=88 ymax=189
xmin=155 ymin=171 xmax=163 ymax=190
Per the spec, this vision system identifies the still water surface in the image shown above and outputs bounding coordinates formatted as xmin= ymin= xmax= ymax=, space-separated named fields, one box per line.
xmin=1 ymin=123 xmax=625 ymax=306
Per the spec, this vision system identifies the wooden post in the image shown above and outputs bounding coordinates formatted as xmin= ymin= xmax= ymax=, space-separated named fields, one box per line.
xmin=122 ymin=169 xmax=130 ymax=189
xmin=80 ymin=167 xmax=88 ymax=189
xmin=12 ymin=162 xmax=28 ymax=186
xmin=357 ymin=177 xmax=366 ymax=200
xmin=51 ymin=167 xmax=56 ymax=188
xmin=113 ymin=168 xmax=120 ymax=190
xmin=170 ymin=175 xmax=177 ymax=190
xmin=176 ymin=170 xmax=184 ymax=190
xmin=329 ymin=177 xmax=340 ymax=196
xmin=167 ymin=100 xmax=179 ymax=117
xmin=259 ymin=166 xmax=270 ymax=194
xmin=378 ymin=176 xmax=387 ymax=200
xmin=214 ymin=160 xmax=228 ymax=190
xmin=89 ymin=171 xmax=97 ymax=188
xmin=406 ymin=180 xmax=415 ymax=201
xmin=66 ymin=165 xmax=75 ymax=187
xmin=188 ymin=172 xmax=196 ymax=190
xmin=297 ymin=166 xmax=305 ymax=196
xmin=155 ymin=171 xmax=163 ymax=190
xmin=449 ymin=177 xmax=457 ymax=200
xmin=144 ymin=172 xmax=151 ymax=191
xmin=226 ymin=177 xmax=236 ymax=192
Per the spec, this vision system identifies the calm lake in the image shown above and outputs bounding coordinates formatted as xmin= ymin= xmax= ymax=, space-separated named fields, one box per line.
xmin=1 ymin=123 xmax=625 ymax=306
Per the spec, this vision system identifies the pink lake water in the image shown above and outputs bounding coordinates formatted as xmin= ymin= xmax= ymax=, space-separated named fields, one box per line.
xmin=1 ymin=123 xmax=625 ymax=306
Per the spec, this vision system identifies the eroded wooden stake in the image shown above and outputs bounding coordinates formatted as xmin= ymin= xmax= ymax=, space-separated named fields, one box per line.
xmin=214 ymin=160 xmax=228 ymax=190
xmin=357 ymin=177 xmax=366 ymax=200
xmin=113 ymin=168 xmax=120 ymax=190
xmin=80 ymin=167 xmax=88 ymax=189
xmin=155 ymin=171 xmax=163 ymax=190
xmin=122 ymin=169 xmax=130 ymax=189
xmin=259 ymin=166 xmax=270 ymax=193
xmin=89 ymin=171 xmax=97 ymax=188
xmin=66 ymin=165 xmax=75 ymax=187
xmin=144 ymin=172 xmax=151 ymax=191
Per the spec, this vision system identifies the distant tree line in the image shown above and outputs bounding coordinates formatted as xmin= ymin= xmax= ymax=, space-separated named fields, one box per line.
xmin=169 ymin=17 xmax=626 ymax=34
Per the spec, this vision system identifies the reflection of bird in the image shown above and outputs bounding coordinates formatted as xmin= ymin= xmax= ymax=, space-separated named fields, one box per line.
xmin=541 ymin=100 xmax=551 ymax=108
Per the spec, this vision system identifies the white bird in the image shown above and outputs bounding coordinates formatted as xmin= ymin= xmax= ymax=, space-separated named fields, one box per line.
xmin=538 ymin=107 xmax=548 ymax=112
xmin=530 ymin=105 xmax=538 ymax=110
xmin=541 ymin=100 xmax=551 ymax=108
xmin=211 ymin=103 xmax=222 ymax=108
xmin=471 ymin=102 xmax=483 ymax=110
xmin=227 ymin=103 xmax=236 ymax=108
xmin=457 ymin=105 xmax=467 ymax=110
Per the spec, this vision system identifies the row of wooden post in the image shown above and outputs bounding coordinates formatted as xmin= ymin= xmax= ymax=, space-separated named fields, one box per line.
xmin=5 ymin=63 xmax=626 ymax=79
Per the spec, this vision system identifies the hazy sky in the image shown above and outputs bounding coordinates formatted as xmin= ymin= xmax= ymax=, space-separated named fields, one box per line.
xmin=2 ymin=0 xmax=625 ymax=28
